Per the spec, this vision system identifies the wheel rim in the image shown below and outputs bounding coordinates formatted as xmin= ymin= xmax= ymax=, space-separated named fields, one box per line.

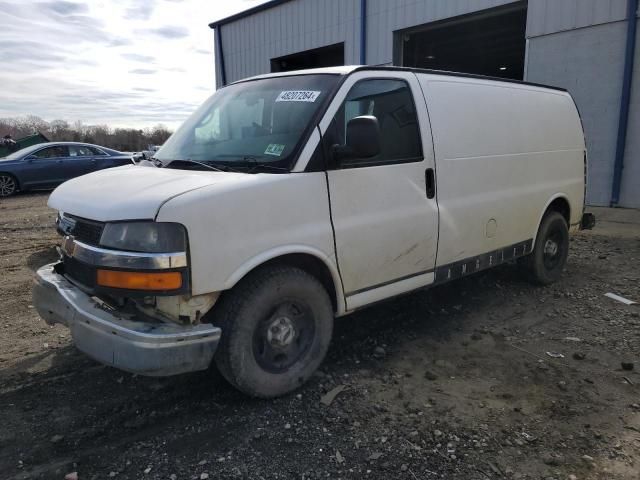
xmin=543 ymin=228 xmax=564 ymax=270
xmin=0 ymin=175 xmax=16 ymax=197
xmin=253 ymin=299 xmax=316 ymax=373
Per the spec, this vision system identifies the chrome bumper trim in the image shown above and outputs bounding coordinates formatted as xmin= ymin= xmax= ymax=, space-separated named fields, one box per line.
xmin=33 ymin=264 xmax=219 ymax=376
xmin=61 ymin=236 xmax=187 ymax=269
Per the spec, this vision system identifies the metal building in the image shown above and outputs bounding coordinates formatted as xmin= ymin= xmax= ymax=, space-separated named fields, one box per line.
xmin=209 ymin=0 xmax=639 ymax=208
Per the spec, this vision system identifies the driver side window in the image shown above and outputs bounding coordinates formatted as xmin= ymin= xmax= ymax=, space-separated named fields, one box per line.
xmin=327 ymin=79 xmax=422 ymax=168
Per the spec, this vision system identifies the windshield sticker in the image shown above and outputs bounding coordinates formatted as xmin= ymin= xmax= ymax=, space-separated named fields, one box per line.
xmin=264 ymin=144 xmax=286 ymax=156
xmin=276 ymin=90 xmax=321 ymax=103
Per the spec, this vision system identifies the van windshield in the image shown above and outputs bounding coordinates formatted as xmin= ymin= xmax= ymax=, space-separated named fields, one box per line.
xmin=155 ymin=74 xmax=340 ymax=171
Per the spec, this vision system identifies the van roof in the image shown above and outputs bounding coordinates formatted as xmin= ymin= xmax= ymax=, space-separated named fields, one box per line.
xmin=236 ymin=65 xmax=567 ymax=93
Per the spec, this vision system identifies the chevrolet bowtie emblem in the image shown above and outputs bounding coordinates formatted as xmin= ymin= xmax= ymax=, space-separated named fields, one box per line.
xmin=59 ymin=215 xmax=76 ymax=234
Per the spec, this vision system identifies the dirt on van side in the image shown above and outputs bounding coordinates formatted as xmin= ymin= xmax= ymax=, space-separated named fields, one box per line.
xmin=0 ymin=194 xmax=638 ymax=480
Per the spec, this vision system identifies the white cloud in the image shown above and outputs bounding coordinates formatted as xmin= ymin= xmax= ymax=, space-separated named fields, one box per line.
xmin=0 ymin=0 xmax=269 ymax=129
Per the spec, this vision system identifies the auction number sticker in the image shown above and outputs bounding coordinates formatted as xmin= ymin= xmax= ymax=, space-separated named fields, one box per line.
xmin=264 ymin=144 xmax=286 ymax=156
xmin=276 ymin=90 xmax=321 ymax=102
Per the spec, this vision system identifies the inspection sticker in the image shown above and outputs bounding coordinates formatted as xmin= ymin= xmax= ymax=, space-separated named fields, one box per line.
xmin=276 ymin=90 xmax=321 ymax=102
xmin=264 ymin=143 xmax=286 ymax=156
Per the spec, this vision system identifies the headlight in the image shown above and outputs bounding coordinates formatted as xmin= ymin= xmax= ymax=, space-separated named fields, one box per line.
xmin=100 ymin=222 xmax=187 ymax=253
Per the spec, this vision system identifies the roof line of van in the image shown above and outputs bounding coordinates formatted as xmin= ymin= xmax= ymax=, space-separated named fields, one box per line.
xmin=353 ymin=66 xmax=568 ymax=93
xmin=225 ymin=66 xmax=568 ymax=94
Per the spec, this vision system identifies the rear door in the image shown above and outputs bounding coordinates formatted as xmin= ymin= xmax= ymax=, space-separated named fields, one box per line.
xmin=67 ymin=145 xmax=97 ymax=177
xmin=20 ymin=145 xmax=70 ymax=188
xmin=320 ymin=71 xmax=439 ymax=310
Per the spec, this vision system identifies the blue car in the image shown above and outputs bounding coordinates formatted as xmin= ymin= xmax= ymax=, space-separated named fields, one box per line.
xmin=0 ymin=142 xmax=133 ymax=197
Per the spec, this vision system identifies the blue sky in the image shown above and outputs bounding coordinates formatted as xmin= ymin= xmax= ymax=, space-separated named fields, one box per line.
xmin=0 ymin=0 xmax=268 ymax=128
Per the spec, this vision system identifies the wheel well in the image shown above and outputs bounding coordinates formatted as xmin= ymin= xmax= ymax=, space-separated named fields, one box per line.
xmin=260 ymin=254 xmax=339 ymax=312
xmin=0 ymin=172 xmax=19 ymax=190
xmin=0 ymin=172 xmax=18 ymax=182
xmin=545 ymin=197 xmax=570 ymax=225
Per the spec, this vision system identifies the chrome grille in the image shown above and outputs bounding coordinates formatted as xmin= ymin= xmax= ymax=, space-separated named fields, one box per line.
xmin=63 ymin=215 xmax=104 ymax=246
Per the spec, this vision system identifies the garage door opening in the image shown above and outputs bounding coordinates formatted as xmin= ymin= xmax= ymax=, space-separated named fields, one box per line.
xmin=271 ymin=43 xmax=345 ymax=73
xmin=396 ymin=2 xmax=527 ymax=80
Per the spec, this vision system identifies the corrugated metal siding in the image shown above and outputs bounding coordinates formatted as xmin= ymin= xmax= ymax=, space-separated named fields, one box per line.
xmin=218 ymin=0 xmax=360 ymax=86
xmin=216 ymin=0 xmax=520 ymax=85
xmin=619 ymin=17 xmax=640 ymax=208
xmin=527 ymin=0 xmax=628 ymax=38
xmin=365 ymin=0 xmax=519 ymax=64
xmin=526 ymin=21 xmax=628 ymax=206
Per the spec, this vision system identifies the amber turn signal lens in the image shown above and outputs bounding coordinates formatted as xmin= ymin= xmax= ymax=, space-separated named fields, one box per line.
xmin=96 ymin=270 xmax=182 ymax=291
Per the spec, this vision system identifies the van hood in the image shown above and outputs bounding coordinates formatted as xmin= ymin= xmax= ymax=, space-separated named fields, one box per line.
xmin=48 ymin=165 xmax=246 ymax=221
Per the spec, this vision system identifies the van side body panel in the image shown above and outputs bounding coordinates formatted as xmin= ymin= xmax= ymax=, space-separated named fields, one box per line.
xmin=157 ymin=71 xmax=585 ymax=316
xmin=318 ymin=71 xmax=440 ymax=309
xmin=417 ymin=74 xmax=585 ymax=267
xmin=155 ymin=172 xmax=345 ymax=313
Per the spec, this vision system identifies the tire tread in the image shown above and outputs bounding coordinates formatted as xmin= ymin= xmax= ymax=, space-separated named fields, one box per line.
xmin=211 ymin=265 xmax=332 ymax=398
xmin=524 ymin=211 xmax=569 ymax=286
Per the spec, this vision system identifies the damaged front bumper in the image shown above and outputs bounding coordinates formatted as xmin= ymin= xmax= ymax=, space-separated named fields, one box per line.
xmin=33 ymin=264 xmax=221 ymax=376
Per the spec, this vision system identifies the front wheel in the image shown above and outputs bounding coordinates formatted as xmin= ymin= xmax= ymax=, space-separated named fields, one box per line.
xmin=212 ymin=266 xmax=334 ymax=398
xmin=522 ymin=211 xmax=569 ymax=285
xmin=0 ymin=174 xmax=17 ymax=197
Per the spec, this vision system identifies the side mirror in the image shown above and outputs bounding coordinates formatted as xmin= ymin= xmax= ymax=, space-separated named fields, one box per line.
xmin=25 ymin=155 xmax=37 ymax=162
xmin=333 ymin=115 xmax=381 ymax=162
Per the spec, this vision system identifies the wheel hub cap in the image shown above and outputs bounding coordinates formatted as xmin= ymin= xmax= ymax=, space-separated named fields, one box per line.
xmin=544 ymin=239 xmax=558 ymax=256
xmin=0 ymin=176 xmax=15 ymax=196
xmin=267 ymin=316 xmax=296 ymax=348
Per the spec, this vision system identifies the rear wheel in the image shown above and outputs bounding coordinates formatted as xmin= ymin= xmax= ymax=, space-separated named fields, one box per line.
xmin=212 ymin=266 xmax=333 ymax=398
xmin=0 ymin=174 xmax=17 ymax=197
xmin=523 ymin=211 xmax=569 ymax=285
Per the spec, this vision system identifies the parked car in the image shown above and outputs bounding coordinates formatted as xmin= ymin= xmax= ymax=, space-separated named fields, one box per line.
xmin=132 ymin=144 xmax=162 ymax=162
xmin=0 ymin=142 xmax=133 ymax=197
xmin=33 ymin=66 xmax=595 ymax=398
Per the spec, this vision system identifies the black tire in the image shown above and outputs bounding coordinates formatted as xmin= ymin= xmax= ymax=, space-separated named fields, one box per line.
xmin=523 ymin=211 xmax=569 ymax=285
xmin=212 ymin=266 xmax=333 ymax=398
xmin=0 ymin=174 xmax=18 ymax=197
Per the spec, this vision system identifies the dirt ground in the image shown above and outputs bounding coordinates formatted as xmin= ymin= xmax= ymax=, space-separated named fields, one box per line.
xmin=0 ymin=193 xmax=638 ymax=480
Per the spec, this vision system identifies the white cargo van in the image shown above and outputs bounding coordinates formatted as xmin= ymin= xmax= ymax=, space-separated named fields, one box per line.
xmin=33 ymin=66 xmax=594 ymax=397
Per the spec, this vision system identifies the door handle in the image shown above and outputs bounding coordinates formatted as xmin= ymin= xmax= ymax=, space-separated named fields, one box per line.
xmin=425 ymin=168 xmax=435 ymax=199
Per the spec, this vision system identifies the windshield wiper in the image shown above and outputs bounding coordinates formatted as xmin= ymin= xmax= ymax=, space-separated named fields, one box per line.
xmin=246 ymin=163 xmax=289 ymax=173
xmin=203 ymin=161 xmax=243 ymax=173
xmin=159 ymin=158 xmax=225 ymax=172
xmin=160 ymin=156 xmax=287 ymax=174
xmin=241 ymin=156 xmax=289 ymax=174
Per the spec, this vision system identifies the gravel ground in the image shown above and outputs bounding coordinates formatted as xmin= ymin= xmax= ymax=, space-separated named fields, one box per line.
xmin=0 ymin=194 xmax=638 ymax=480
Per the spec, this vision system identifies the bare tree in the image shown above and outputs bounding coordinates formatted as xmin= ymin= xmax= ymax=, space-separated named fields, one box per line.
xmin=49 ymin=119 xmax=71 ymax=141
xmin=0 ymin=116 xmax=173 ymax=152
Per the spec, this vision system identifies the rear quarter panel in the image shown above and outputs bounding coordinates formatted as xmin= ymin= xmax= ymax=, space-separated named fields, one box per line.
xmin=99 ymin=156 xmax=132 ymax=169
xmin=418 ymin=75 xmax=585 ymax=266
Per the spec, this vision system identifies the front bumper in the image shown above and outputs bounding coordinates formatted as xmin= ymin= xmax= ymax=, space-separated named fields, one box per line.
xmin=33 ymin=264 xmax=220 ymax=376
